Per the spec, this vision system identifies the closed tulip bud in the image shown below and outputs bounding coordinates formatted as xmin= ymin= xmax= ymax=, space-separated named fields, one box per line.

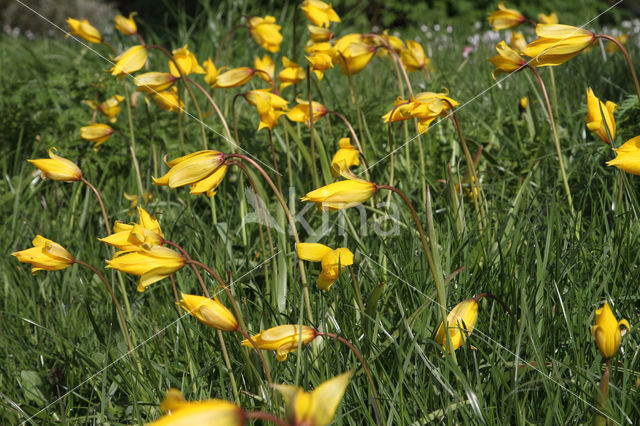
xmin=276 ymin=371 xmax=354 ymax=426
xmin=249 ymin=15 xmax=283 ymax=53
xmin=335 ymin=41 xmax=376 ymax=75
xmin=435 ymin=298 xmax=479 ymax=352
xmin=537 ymin=12 xmax=558 ymax=25
xmin=12 ymin=235 xmax=75 ymax=274
xmin=214 ymin=67 xmax=255 ymax=88
xmin=114 ymin=12 xmax=138 ymax=35
xmin=308 ymin=25 xmax=334 ymax=42
xmin=179 ymin=293 xmax=238 ymax=331
xmin=152 ymin=87 xmax=183 ymax=113
xmin=585 ymin=88 xmax=617 ymax=144
xmin=297 ymin=243 xmax=354 ymax=290
xmin=100 ymin=206 xmax=163 ymax=251
xmin=509 ymin=31 xmax=527 ymax=53
xmin=302 ymin=178 xmax=377 ymax=211
xmin=287 ymin=99 xmax=328 ymax=127
xmin=241 ymin=324 xmax=317 ymax=361
xmin=523 ymin=24 xmax=596 ymax=67
xmin=134 ymin=72 xmax=177 ymax=94
xmin=109 ymin=45 xmax=148 ymax=77
xmin=28 ymin=148 xmax=82 ymax=181
xmin=80 ymin=123 xmax=115 ymax=150
xmin=300 ymin=0 xmax=341 ymax=28
xmin=66 ymin=18 xmax=102 ymax=43
xmin=154 ymin=150 xmax=226 ymax=190
xmin=152 ymin=389 xmax=245 ymax=426
xmin=168 ymin=45 xmax=205 ymax=77
xmin=401 ymin=40 xmax=429 ymax=72
xmin=487 ymin=2 xmax=524 ymax=31
xmin=606 ymin=135 xmax=640 ymax=175
xmin=488 ymin=41 xmax=526 ymax=79
xmin=278 ymin=57 xmax=305 ymax=91
xmin=106 ymin=246 xmax=185 ymax=292
xmin=591 ymin=302 xmax=630 ymax=359
xmin=331 ymin=138 xmax=360 ymax=177
xmin=253 ymin=55 xmax=275 ymax=83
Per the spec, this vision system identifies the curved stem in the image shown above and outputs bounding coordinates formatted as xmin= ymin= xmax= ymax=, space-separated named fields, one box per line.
xmin=80 ymin=177 xmax=111 ymax=235
xmin=475 ymin=292 xmax=517 ymax=325
xmin=185 ymin=76 xmax=234 ymax=149
xmin=254 ymin=69 xmax=279 ymax=94
xmin=597 ymin=34 xmax=640 ymax=103
xmin=340 ymin=52 xmax=365 ymax=154
xmin=122 ymin=84 xmax=145 ymax=197
xmin=245 ymin=411 xmax=288 ymax=426
xmin=215 ymin=25 xmax=249 ymax=65
xmin=306 ymin=66 xmax=320 ymax=188
xmin=135 ymin=33 xmax=145 ymax=46
xmin=101 ymin=40 xmax=117 ymax=55
xmin=326 ymin=110 xmax=370 ymax=173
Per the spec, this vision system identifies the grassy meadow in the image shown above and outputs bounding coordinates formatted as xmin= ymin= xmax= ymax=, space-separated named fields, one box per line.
xmin=2 ymin=0 xmax=640 ymax=424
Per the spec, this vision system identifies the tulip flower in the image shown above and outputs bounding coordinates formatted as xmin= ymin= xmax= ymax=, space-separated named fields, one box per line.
xmin=401 ymin=40 xmax=429 ymax=72
xmin=537 ymin=12 xmax=558 ymax=25
xmin=99 ymin=206 xmax=163 ymax=251
xmin=519 ymin=96 xmax=528 ymax=111
xmin=606 ymin=135 xmax=640 ymax=175
xmin=66 ymin=18 xmax=102 ymax=43
xmin=286 ymin=99 xmax=328 ymax=127
xmin=244 ymin=89 xmax=288 ymax=131
xmin=584 ymin=88 xmax=617 ymax=144
xmin=523 ymin=24 xmax=596 ymax=66
xmin=189 ymin=164 xmax=228 ymax=196
xmin=179 ymin=293 xmax=238 ymax=331
xmin=12 ymin=235 xmax=75 ymax=274
xmin=487 ymin=2 xmax=524 ymax=31
xmin=591 ymin=302 xmax=630 ymax=359
xmin=302 ymin=178 xmax=377 ymax=211
xmin=254 ymin=55 xmax=275 ymax=83
xmin=300 ymin=0 xmax=341 ymax=28
xmin=510 ymin=31 xmax=527 ymax=53
xmin=488 ymin=41 xmax=526 ymax=79
xmin=382 ymin=91 xmax=458 ymax=134
xmin=248 ymin=15 xmax=283 ymax=53
xmin=276 ymin=371 xmax=353 ymax=426
xmin=434 ymin=298 xmax=479 ymax=352
xmin=305 ymin=42 xmax=334 ymax=80
xmin=214 ymin=67 xmax=255 ymax=88
xmin=109 ymin=45 xmax=148 ymax=77
xmin=80 ymin=123 xmax=115 ymax=150
xmin=134 ymin=72 xmax=177 ymax=94
xmin=151 ymin=389 xmax=245 ymax=426
xmin=334 ymin=40 xmax=376 ymax=75
xmin=114 ymin=12 xmax=138 ymax=35
xmin=241 ymin=324 xmax=317 ymax=361
xmin=154 ymin=150 xmax=228 ymax=196
xmin=278 ymin=57 xmax=305 ymax=90
xmin=152 ymin=87 xmax=183 ymax=113
xmin=308 ymin=25 xmax=334 ymax=42
xmin=87 ymin=95 xmax=124 ymax=123
xmin=168 ymin=45 xmax=205 ymax=77
xmin=106 ymin=245 xmax=185 ymax=292
xmin=331 ymin=138 xmax=360 ymax=177
xmin=297 ymin=243 xmax=354 ymax=290
xmin=28 ymin=148 xmax=82 ymax=181
xmin=370 ymin=31 xmax=405 ymax=58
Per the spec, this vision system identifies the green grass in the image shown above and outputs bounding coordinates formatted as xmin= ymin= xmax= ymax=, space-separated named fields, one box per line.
xmin=2 ymin=0 xmax=640 ymax=424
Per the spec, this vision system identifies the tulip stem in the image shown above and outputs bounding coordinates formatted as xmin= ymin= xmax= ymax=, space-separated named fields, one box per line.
xmin=214 ymin=25 xmax=249 ymax=65
xmin=122 ymin=85 xmax=145 ymax=198
xmin=326 ymin=110 xmax=371 ymax=177
xmin=526 ymin=65 xmax=574 ymax=215
xmin=245 ymin=411 xmax=288 ymax=426
xmin=80 ymin=177 xmax=111 ymax=235
xmin=597 ymin=34 xmax=640 ymax=103
xmin=184 ymin=76 xmax=234 ymax=149
xmin=339 ymin=52 xmax=366 ymax=156
xmin=319 ymin=332 xmax=382 ymax=425
xmin=226 ymin=153 xmax=314 ymax=325
xmin=474 ymin=292 xmax=517 ymax=325
xmin=306 ymin=66 xmax=320 ymax=189
xmin=254 ymin=69 xmax=279 ymax=95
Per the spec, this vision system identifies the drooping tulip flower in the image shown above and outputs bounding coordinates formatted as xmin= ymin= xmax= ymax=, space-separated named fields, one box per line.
xmin=109 ymin=45 xmax=148 ymax=77
xmin=168 ymin=45 xmax=205 ymax=77
xmin=305 ymin=42 xmax=334 ymax=81
xmin=179 ymin=293 xmax=238 ymax=332
xmin=12 ymin=235 xmax=75 ymax=274
xmin=151 ymin=389 xmax=245 ymax=426
xmin=28 ymin=148 xmax=82 ymax=181
xmin=153 ymin=150 xmax=228 ymax=196
xmin=401 ymin=40 xmax=429 ymax=72
xmin=606 ymin=135 xmax=640 ymax=174
xmin=114 ymin=12 xmax=138 ymax=35
xmin=434 ymin=298 xmax=479 ymax=352
xmin=66 ymin=18 xmax=102 ymax=43
xmin=308 ymin=25 xmax=333 ymax=42
xmin=523 ymin=24 xmax=596 ymax=66
xmin=300 ymin=0 xmax=341 ymax=28
xmin=509 ymin=31 xmax=527 ymax=53
xmin=584 ymin=88 xmax=617 ymax=144
xmin=591 ymin=302 xmax=630 ymax=359
xmin=106 ymin=245 xmax=185 ymax=292
xmin=87 ymin=94 xmax=124 ymax=123
xmin=302 ymin=178 xmax=377 ymax=211
xmin=276 ymin=371 xmax=354 ymax=426
xmin=248 ymin=15 xmax=283 ymax=53
xmin=488 ymin=41 xmax=526 ymax=79
xmin=382 ymin=91 xmax=458 ymax=134
xmin=254 ymin=55 xmax=275 ymax=83
xmin=334 ymin=40 xmax=376 ymax=75
xmin=134 ymin=72 xmax=177 ymax=94
xmin=241 ymin=324 xmax=318 ymax=361
xmin=202 ymin=58 xmax=223 ymax=87
xmin=152 ymin=87 xmax=184 ymax=113
xmin=278 ymin=57 xmax=305 ymax=90
xmin=244 ymin=89 xmax=288 ymax=131
xmin=214 ymin=67 xmax=255 ymax=88
xmin=99 ymin=206 xmax=163 ymax=252
xmin=487 ymin=2 xmax=524 ymax=31
xmin=286 ymin=99 xmax=328 ymax=127
xmin=537 ymin=12 xmax=558 ymax=24
xmin=331 ymin=137 xmax=360 ymax=177
xmin=80 ymin=123 xmax=115 ymax=150
xmin=297 ymin=243 xmax=354 ymax=290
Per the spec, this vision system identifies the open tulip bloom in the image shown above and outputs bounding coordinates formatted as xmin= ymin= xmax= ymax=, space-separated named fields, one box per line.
xmin=241 ymin=324 xmax=317 ymax=361
xmin=105 ymin=245 xmax=185 ymax=292
xmin=297 ymin=243 xmax=354 ymax=290
xmin=606 ymin=135 xmax=640 ymax=175
xmin=300 ymin=0 xmax=341 ymax=28
xmin=523 ymin=24 xmax=596 ymax=67
xmin=248 ymin=15 xmax=283 ymax=53
xmin=151 ymin=389 xmax=245 ymax=425
xmin=99 ymin=206 xmax=163 ymax=252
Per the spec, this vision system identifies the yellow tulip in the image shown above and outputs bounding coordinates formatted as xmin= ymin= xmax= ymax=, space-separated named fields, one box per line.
xmin=606 ymin=135 xmax=640 ymax=175
xmin=300 ymin=0 xmax=341 ymax=28
xmin=370 ymin=31 xmax=405 ymax=58
xmin=537 ymin=12 xmax=559 ymax=25
xmin=254 ymin=55 xmax=275 ymax=83
xmin=214 ymin=67 xmax=255 ymax=88
xmin=153 ymin=150 xmax=227 ymax=195
xmin=92 ymin=94 xmax=124 ymax=123
xmin=286 ymin=99 xmax=328 ymax=127
xmin=244 ymin=89 xmax=288 ymax=131
xmin=382 ymin=92 xmax=458 ymax=134
xmin=99 ymin=206 xmax=163 ymax=251
xmin=302 ymin=178 xmax=376 ymax=211
xmin=401 ymin=40 xmax=429 ymax=72
xmin=241 ymin=324 xmax=317 ymax=361
xmin=134 ymin=72 xmax=177 ymax=94
xmin=276 ymin=371 xmax=353 ymax=426
xmin=28 ymin=148 xmax=82 ymax=181
xmin=331 ymin=137 xmax=360 ymax=177
xmin=334 ymin=40 xmax=376 ymax=75
xmin=12 ymin=235 xmax=75 ymax=274
xmin=487 ymin=2 xmax=524 ymax=31
xmin=591 ymin=302 xmax=630 ymax=359
xmin=179 ymin=293 xmax=238 ymax=331
xmin=488 ymin=41 xmax=526 ymax=79
xmin=305 ymin=42 xmax=334 ymax=81
xmin=109 ymin=45 xmax=148 ymax=77
xmin=249 ymin=15 xmax=283 ymax=53
xmin=523 ymin=24 xmax=596 ymax=67
xmin=510 ymin=31 xmax=527 ymax=53
xmin=114 ymin=12 xmax=138 ymax=35
xmin=297 ymin=243 xmax=354 ymax=290
xmin=151 ymin=389 xmax=244 ymax=426
xmin=584 ymin=88 xmax=617 ymax=144
xmin=308 ymin=25 xmax=333 ymax=42
xmin=152 ymin=87 xmax=183 ymax=113
xmin=189 ymin=164 xmax=228 ymax=196
xmin=106 ymin=246 xmax=185 ymax=292
xmin=519 ymin=96 xmax=528 ymax=110
xmin=168 ymin=45 xmax=205 ymax=77
xmin=66 ymin=18 xmax=102 ymax=43
xmin=434 ymin=298 xmax=479 ymax=352
xmin=278 ymin=57 xmax=305 ymax=91
xmin=80 ymin=123 xmax=115 ymax=150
